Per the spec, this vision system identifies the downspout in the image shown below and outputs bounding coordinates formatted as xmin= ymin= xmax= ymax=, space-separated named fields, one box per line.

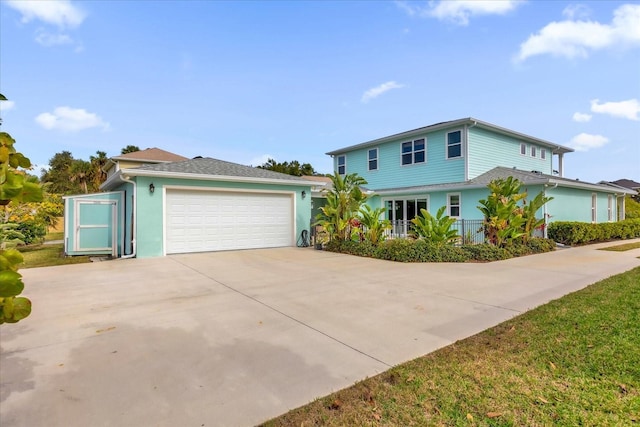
xmin=118 ymin=174 xmax=137 ymax=259
xmin=543 ymin=182 xmax=558 ymax=238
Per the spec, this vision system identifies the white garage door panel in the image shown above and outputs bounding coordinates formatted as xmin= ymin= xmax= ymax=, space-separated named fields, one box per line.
xmin=166 ymin=190 xmax=293 ymax=254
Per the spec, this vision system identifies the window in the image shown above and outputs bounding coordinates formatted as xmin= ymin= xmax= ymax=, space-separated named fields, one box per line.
xmin=337 ymin=155 xmax=346 ymax=175
xmin=447 ymin=130 xmax=462 ymax=159
xmin=531 ymin=146 xmax=537 ymax=157
xmin=520 ymin=143 xmax=527 ymax=155
xmin=608 ymin=195 xmax=613 ymax=222
xmin=540 ymin=148 xmax=546 ymax=160
xmin=448 ymin=193 xmax=461 ymax=218
xmin=368 ymin=148 xmax=378 ymax=171
xmin=401 ymin=138 xmax=426 ymax=165
xmin=591 ymin=193 xmax=597 ymax=223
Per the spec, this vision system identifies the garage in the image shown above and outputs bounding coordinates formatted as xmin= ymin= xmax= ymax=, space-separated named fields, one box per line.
xmin=165 ymin=189 xmax=294 ymax=254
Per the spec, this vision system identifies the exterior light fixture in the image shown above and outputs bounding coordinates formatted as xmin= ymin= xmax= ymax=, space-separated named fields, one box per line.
xmin=149 ymin=183 xmax=155 ymax=194
xmin=301 ymin=190 xmax=306 ymax=199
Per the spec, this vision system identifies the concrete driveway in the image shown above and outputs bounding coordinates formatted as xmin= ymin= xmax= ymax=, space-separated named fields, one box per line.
xmin=2 ymin=241 xmax=639 ymax=426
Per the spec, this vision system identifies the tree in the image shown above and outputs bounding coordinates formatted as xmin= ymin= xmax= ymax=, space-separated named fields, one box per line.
xmin=121 ymin=145 xmax=140 ymax=154
xmin=477 ymin=177 xmax=552 ymax=246
xmin=1 ymin=92 xmax=43 ymax=324
xmin=89 ymin=150 xmax=108 ymax=192
xmin=257 ymin=158 xmax=318 ymax=176
xmin=315 ymin=172 xmax=368 ymax=241
xmin=41 ymin=151 xmax=78 ymax=194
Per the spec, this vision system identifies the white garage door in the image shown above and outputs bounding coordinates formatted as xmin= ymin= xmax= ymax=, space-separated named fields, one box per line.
xmin=165 ymin=189 xmax=294 ymax=254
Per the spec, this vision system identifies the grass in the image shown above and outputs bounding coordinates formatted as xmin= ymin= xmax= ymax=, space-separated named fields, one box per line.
xmin=261 ymin=267 xmax=640 ymax=426
xmin=18 ymin=242 xmax=91 ymax=268
xmin=599 ymin=242 xmax=640 ymax=252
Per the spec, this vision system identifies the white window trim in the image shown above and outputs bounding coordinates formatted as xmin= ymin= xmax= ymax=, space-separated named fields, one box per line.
xmin=446 ymin=129 xmax=464 ymax=160
xmin=337 ymin=155 xmax=346 ymax=175
xmin=520 ymin=143 xmax=527 ymax=156
xmin=447 ymin=192 xmax=461 ymax=219
xmin=368 ymin=148 xmax=379 ymax=171
xmin=400 ymin=138 xmax=427 ymax=166
xmin=591 ymin=193 xmax=597 ymax=223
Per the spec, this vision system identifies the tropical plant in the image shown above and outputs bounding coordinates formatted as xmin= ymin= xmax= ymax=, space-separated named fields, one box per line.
xmin=257 ymin=158 xmax=318 ymax=176
xmin=410 ymin=206 xmax=459 ymax=245
xmin=121 ymin=145 xmax=141 ymax=154
xmin=1 ymin=93 xmax=43 ymax=323
xmin=314 ymin=172 xmax=368 ymax=241
xmin=522 ymin=191 xmax=553 ymax=240
xmin=478 ymin=177 xmax=552 ymax=247
xmin=477 ymin=177 xmax=526 ymax=247
xmin=358 ymin=205 xmax=391 ymax=244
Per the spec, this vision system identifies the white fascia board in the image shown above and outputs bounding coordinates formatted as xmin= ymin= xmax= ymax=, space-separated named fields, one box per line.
xmin=551 ymin=179 xmax=637 ymax=194
xmin=118 ymin=168 xmax=312 ymax=187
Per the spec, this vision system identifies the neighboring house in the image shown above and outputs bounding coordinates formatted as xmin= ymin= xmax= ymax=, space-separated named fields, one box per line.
xmin=326 ymin=118 xmax=635 ymax=234
xmin=64 ymin=156 xmax=312 ymax=258
xmin=610 ymin=179 xmax=640 ymax=193
xmin=103 ymin=147 xmax=189 ymax=179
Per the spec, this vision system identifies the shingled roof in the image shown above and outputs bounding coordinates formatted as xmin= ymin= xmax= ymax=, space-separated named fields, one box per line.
xmin=136 ymin=157 xmax=309 ymax=182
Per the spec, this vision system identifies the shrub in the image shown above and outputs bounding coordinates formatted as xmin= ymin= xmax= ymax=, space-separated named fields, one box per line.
xmin=16 ymin=220 xmax=47 ymax=244
xmin=326 ymin=237 xmax=555 ymax=263
xmin=548 ymin=219 xmax=640 ymax=245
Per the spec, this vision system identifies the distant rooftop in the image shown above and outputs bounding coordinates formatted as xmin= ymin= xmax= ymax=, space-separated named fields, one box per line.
xmin=113 ymin=148 xmax=188 ymax=163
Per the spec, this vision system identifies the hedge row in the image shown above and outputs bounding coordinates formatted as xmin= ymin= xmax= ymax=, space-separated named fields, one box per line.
xmin=548 ymin=219 xmax=640 ymax=245
xmin=324 ymin=238 xmax=556 ymax=263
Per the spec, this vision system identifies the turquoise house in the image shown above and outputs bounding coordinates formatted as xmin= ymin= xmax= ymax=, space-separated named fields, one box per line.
xmin=65 ymin=156 xmax=313 ymax=258
xmin=326 ymin=118 xmax=635 ymax=234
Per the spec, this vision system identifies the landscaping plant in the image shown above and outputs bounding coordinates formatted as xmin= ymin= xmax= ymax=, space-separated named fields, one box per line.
xmin=315 ymin=172 xmax=368 ymax=241
xmin=0 ymin=93 xmax=43 ymax=324
xmin=358 ymin=205 xmax=391 ymax=244
xmin=410 ymin=206 xmax=459 ymax=245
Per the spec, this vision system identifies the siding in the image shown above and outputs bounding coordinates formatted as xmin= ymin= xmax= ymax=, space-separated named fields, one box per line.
xmin=545 ymin=186 xmax=615 ymax=223
xmin=335 ymin=127 xmax=465 ymax=190
xmin=468 ymin=127 xmax=553 ymax=179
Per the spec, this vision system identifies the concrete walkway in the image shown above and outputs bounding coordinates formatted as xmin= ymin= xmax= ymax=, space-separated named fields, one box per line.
xmin=1 ymin=240 xmax=639 ymax=426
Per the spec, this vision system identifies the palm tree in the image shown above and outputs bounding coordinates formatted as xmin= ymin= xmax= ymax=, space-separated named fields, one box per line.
xmin=89 ymin=151 xmax=108 ymax=192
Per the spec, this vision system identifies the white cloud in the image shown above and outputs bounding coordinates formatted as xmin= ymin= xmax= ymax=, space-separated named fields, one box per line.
xmin=396 ymin=0 xmax=522 ymax=26
xmin=568 ymin=133 xmax=610 ymax=151
xmin=35 ymin=29 xmax=73 ymax=46
xmin=562 ymin=4 xmax=591 ymax=20
xmin=249 ymin=154 xmax=274 ymax=167
xmin=516 ymin=4 xmax=640 ymax=62
xmin=590 ymin=98 xmax=640 ymax=121
xmin=572 ymin=112 xmax=592 ymax=122
xmin=361 ymin=81 xmax=405 ymax=103
xmin=5 ymin=0 xmax=86 ymax=28
xmin=35 ymin=107 xmax=110 ymax=132
xmin=0 ymin=100 xmax=16 ymax=112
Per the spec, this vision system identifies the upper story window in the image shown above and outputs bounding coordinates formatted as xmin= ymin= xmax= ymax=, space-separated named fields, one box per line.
xmin=541 ymin=149 xmax=546 ymax=160
xmin=531 ymin=146 xmax=537 ymax=157
xmin=368 ymin=148 xmax=378 ymax=171
xmin=446 ymin=130 xmax=462 ymax=159
xmin=401 ymin=138 xmax=426 ymax=165
xmin=337 ymin=155 xmax=346 ymax=175
xmin=520 ymin=143 xmax=527 ymax=155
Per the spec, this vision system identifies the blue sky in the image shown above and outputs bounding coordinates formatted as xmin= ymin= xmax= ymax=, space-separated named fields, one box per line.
xmin=1 ymin=0 xmax=639 ymax=182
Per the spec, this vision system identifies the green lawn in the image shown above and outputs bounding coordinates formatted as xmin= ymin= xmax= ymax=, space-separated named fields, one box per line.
xmin=599 ymin=242 xmax=640 ymax=252
xmin=18 ymin=242 xmax=90 ymax=268
xmin=261 ymin=267 xmax=640 ymax=426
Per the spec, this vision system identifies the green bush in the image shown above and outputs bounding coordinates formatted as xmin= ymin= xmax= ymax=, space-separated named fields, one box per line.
xmin=548 ymin=219 xmax=640 ymax=245
xmin=16 ymin=220 xmax=47 ymax=245
xmin=326 ymin=238 xmax=555 ymax=263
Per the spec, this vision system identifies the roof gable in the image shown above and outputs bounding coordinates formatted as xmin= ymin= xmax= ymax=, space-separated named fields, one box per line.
xmin=112 ymin=148 xmax=188 ymax=163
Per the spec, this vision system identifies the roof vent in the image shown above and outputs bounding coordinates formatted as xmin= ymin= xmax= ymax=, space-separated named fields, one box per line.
xmin=531 ymin=170 xmax=542 ymax=175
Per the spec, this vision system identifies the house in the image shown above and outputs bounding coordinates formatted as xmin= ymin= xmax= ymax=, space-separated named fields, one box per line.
xmin=326 ymin=118 xmax=635 ymax=234
xmin=103 ymin=147 xmax=189 ymax=179
xmin=64 ymin=155 xmax=312 ymax=258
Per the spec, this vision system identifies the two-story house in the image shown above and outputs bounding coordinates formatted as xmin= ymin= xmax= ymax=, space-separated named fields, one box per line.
xmin=326 ymin=118 xmax=634 ymax=235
